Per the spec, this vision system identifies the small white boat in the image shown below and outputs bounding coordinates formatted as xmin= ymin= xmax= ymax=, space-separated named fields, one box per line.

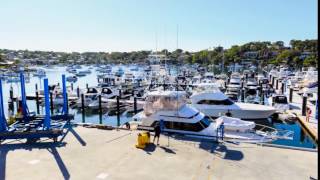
xmin=66 ymin=76 xmax=78 ymax=82
xmin=75 ymin=71 xmax=87 ymax=77
xmin=33 ymin=69 xmax=46 ymax=77
xmin=214 ymin=116 xmax=255 ymax=132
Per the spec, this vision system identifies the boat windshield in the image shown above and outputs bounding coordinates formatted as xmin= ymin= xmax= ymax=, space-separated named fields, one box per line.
xmin=200 ymin=117 xmax=211 ymax=128
xmin=197 ymin=99 xmax=234 ymax=105
xmin=193 ymin=84 xmax=220 ymax=93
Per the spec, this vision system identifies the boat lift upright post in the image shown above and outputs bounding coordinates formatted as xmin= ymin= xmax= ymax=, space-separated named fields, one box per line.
xmin=43 ymin=78 xmax=51 ymax=129
xmin=0 ymin=79 xmax=8 ymax=132
xmin=62 ymin=74 xmax=68 ymax=115
xmin=19 ymin=72 xmax=30 ymax=123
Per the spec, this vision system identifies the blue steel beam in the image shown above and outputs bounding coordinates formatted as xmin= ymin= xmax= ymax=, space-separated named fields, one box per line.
xmin=19 ymin=72 xmax=29 ymax=122
xmin=62 ymin=74 xmax=68 ymax=115
xmin=0 ymin=79 xmax=8 ymax=132
xmin=43 ymin=78 xmax=51 ymax=129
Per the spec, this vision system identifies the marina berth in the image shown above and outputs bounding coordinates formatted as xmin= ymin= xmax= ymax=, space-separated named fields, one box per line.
xmin=132 ymin=90 xmax=279 ymax=143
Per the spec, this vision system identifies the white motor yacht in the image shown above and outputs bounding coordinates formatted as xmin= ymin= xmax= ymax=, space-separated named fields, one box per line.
xmin=190 ymin=84 xmax=276 ymax=120
xmin=76 ymin=87 xmax=99 ymax=107
xmin=132 ymin=90 xmax=277 ymax=143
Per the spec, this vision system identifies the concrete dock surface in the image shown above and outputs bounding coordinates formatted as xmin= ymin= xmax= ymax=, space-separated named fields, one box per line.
xmin=0 ymin=126 xmax=318 ymax=180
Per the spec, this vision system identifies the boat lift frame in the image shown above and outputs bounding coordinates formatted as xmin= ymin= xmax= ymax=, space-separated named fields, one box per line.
xmin=0 ymin=74 xmax=73 ymax=143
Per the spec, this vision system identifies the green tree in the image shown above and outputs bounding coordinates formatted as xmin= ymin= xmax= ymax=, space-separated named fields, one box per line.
xmin=303 ymin=55 xmax=318 ymax=67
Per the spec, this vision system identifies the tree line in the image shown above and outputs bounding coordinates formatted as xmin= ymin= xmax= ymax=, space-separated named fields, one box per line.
xmin=0 ymin=39 xmax=317 ymax=68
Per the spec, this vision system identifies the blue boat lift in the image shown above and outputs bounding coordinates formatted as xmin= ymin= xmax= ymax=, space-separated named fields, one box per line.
xmin=0 ymin=73 xmax=74 ymax=143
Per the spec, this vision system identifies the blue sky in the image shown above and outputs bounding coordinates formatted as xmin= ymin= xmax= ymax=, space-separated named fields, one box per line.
xmin=0 ymin=0 xmax=317 ymax=52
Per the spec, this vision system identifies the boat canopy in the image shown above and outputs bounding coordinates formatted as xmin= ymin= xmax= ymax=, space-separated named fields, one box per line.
xmin=144 ymin=91 xmax=187 ymax=116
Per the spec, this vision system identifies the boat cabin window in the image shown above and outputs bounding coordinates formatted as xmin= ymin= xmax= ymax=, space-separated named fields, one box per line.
xmin=274 ymin=96 xmax=288 ymax=104
xmin=159 ymin=118 xmax=211 ymax=132
xmin=87 ymin=88 xmax=98 ymax=93
xmin=102 ymin=88 xmax=112 ymax=94
xmin=197 ymin=99 xmax=234 ymax=105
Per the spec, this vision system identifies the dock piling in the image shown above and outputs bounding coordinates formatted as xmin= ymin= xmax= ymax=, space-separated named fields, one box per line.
xmin=81 ymin=93 xmax=85 ymax=123
xmin=241 ymin=88 xmax=245 ymax=102
xmin=35 ymin=83 xmax=39 ymax=114
xmin=50 ymin=92 xmax=54 ymax=114
xmin=134 ymin=95 xmax=137 ymax=114
xmin=289 ymin=88 xmax=293 ymax=103
xmin=302 ymin=93 xmax=307 ymax=116
xmin=272 ymin=76 xmax=275 ymax=87
xmin=77 ymin=86 xmax=80 ymax=98
xmin=261 ymin=90 xmax=265 ymax=105
xmin=116 ymin=96 xmax=120 ymax=127
xmin=99 ymin=95 xmax=102 ymax=124
xmin=36 ymin=90 xmax=40 ymax=114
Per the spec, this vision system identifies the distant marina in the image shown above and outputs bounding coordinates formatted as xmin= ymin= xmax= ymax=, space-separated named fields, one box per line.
xmin=0 ymin=61 xmax=317 ymax=149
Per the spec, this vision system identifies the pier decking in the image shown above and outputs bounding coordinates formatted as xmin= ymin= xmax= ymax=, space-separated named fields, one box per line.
xmin=288 ymin=91 xmax=318 ymax=142
xmin=1 ymin=126 xmax=317 ymax=180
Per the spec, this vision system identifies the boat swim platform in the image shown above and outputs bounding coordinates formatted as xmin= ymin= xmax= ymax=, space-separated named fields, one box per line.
xmin=0 ymin=126 xmax=317 ymax=180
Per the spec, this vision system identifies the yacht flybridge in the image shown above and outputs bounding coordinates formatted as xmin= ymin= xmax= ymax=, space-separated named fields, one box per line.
xmin=190 ymin=84 xmax=276 ymax=120
xmin=132 ymin=90 xmax=282 ymax=143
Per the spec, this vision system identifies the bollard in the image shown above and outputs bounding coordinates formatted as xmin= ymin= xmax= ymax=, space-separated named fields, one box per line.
xmin=50 ymin=92 xmax=54 ymax=114
xmin=116 ymin=96 xmax=120 ymax=127
xmin=276 ymin=79 xmax=279 ymax=90
xmin=302 ymin=94 xmax=307 ymax=116
xmin=289 ymin=88 xmax=293 ymax=103
xmin=134 ymin=96 xmax=137 ymax=114
xmin=99 ymin=95 xmax=102 ymax=124
xmin=81 ymin=93 xmax=85 ymax=123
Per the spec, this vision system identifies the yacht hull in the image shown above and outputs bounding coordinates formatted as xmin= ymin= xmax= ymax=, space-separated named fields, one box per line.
xmin=193 ymin=103 xmax=276 ymax=120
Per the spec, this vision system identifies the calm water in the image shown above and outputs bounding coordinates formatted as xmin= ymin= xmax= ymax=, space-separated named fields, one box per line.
xmin=0 ymin=65 xmax=317 ymax=149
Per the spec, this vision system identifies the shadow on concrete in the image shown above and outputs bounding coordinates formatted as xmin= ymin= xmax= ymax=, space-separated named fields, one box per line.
xmin=171 ymin=135 xmax=244 ymax=161
xmin=143 ymin=143 xmax=156 ymax=155
xmin=0 ymin=141 xmax=70 ymax=180
xmin=105 ymin=132 xmax=132 ymax=144
xmin=159 ymin=146 xmax=176 ymax=154
xmin=69 ymin=127 xmax=87 ymax=146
